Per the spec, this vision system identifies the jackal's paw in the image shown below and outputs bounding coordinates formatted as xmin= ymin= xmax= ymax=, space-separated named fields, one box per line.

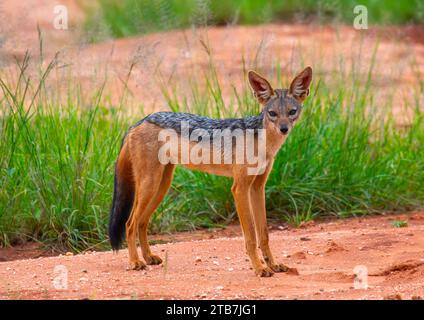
xmin=270 ymin=263 xmax=289 ymax=273
xmin=128 ymin=260 xmax=147 ymax=271
xmin=145 ymin=254 xmax=163 ymax=265
xmin=255 ymin=267 xmax=274 ymax=277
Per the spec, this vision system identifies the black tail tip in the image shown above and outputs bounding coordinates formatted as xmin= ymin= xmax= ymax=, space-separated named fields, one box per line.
xmin=108 ymin=221 xmax=124 ymax=251
xmin=109 ymin=232 xmax=123 ymax=251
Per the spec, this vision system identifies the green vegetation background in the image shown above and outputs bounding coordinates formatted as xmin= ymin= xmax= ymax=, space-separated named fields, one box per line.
xmin=86 ymin=0 xmax=424 ymax=41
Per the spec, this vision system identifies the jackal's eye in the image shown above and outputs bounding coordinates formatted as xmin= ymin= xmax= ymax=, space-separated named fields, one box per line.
xmin=288 ymin=109 xmax=297 ymax=116
xmin=268 ymin=110 xmax=277 ymax=117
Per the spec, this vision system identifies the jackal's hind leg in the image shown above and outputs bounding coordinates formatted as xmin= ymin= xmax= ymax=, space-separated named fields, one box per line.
xmin=126 ymin=197 xmax=146 ymax=270
xmin=127 ymin=167 xmax=164 ymax=270
xmin=138 ymin=164 xmax=175 ymax=265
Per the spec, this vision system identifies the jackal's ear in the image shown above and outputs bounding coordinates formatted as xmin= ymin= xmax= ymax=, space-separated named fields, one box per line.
xmin=289 ymin=67 xmax=312 ymax=103
xmin=248 ymin=71 xmax=275 ymax=105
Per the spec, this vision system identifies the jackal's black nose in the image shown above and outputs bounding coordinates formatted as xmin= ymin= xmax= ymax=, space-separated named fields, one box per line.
xmin=280 ymin=125 xmax=289 ymax=135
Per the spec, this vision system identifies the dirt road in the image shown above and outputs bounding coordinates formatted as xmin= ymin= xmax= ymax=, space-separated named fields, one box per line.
xmin=1 ymin=212 xmax=424 ymax=300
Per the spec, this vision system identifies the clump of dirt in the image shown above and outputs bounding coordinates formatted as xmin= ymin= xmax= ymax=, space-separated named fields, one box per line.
xmin=410 ymin=212 xmax=424 ymax=221
xmin=286 ymin=267 xmax=299 ymax=276
xmin=306 ymin=271 xmax=355 ymax=283
xmin=299 ymin=221 xmax=316 ymax=229
xmin=325 ymin=240 xmax=347 ymax=253
xmin=372 ymin=260 xmax=424 ymax=276
xmin=300 ymin=237 xmax=311 ymax=241
xmin=291 ymin=251 xmax=307 ymax=260
xmin=384 ymin=293 xmax=402 ymax=300
xmin=330 ymin=272 xmax=355 ymax=282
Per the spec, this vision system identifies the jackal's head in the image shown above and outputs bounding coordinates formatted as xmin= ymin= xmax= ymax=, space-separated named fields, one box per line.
xmin=248 ymin=67 xmax=312 ymax=136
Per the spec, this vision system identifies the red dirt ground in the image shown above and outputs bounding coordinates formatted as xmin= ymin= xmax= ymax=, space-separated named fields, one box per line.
xmin=1 ymin=212 xmax=424 ymax=300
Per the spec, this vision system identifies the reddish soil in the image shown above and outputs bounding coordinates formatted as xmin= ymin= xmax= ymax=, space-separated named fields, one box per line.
xmin=0 ymin=243 xmax=56 ymax=262
xmin=1 ymin=212 xmax=424 ymax=300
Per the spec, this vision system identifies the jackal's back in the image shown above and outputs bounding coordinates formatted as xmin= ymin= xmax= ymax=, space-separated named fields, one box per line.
xmin=133 ymin=112 xmax=264 ymax=135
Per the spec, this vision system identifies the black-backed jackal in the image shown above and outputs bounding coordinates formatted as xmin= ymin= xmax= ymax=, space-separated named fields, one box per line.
xmin=109 ymin=67 xmax=312 ymax=277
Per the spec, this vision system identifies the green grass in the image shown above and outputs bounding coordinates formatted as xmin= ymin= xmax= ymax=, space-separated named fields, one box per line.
xmin=0 ymin=46 xmax=423 ymax=252
xmin=85 ymin=0 xmax=424 ymax=41
xmin=391 ymin=220 xmax=408 ymax=228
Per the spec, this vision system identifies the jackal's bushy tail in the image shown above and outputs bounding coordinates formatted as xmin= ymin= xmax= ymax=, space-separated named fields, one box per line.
xmin=109 ymin=141 xmax=134 ymax=251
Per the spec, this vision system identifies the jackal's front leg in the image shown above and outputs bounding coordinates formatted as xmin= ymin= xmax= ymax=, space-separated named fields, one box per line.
xmin=250 ymin=171 xmax=290 ymax=273
xmin=232 ymin=180 xmax=273 ymax=277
